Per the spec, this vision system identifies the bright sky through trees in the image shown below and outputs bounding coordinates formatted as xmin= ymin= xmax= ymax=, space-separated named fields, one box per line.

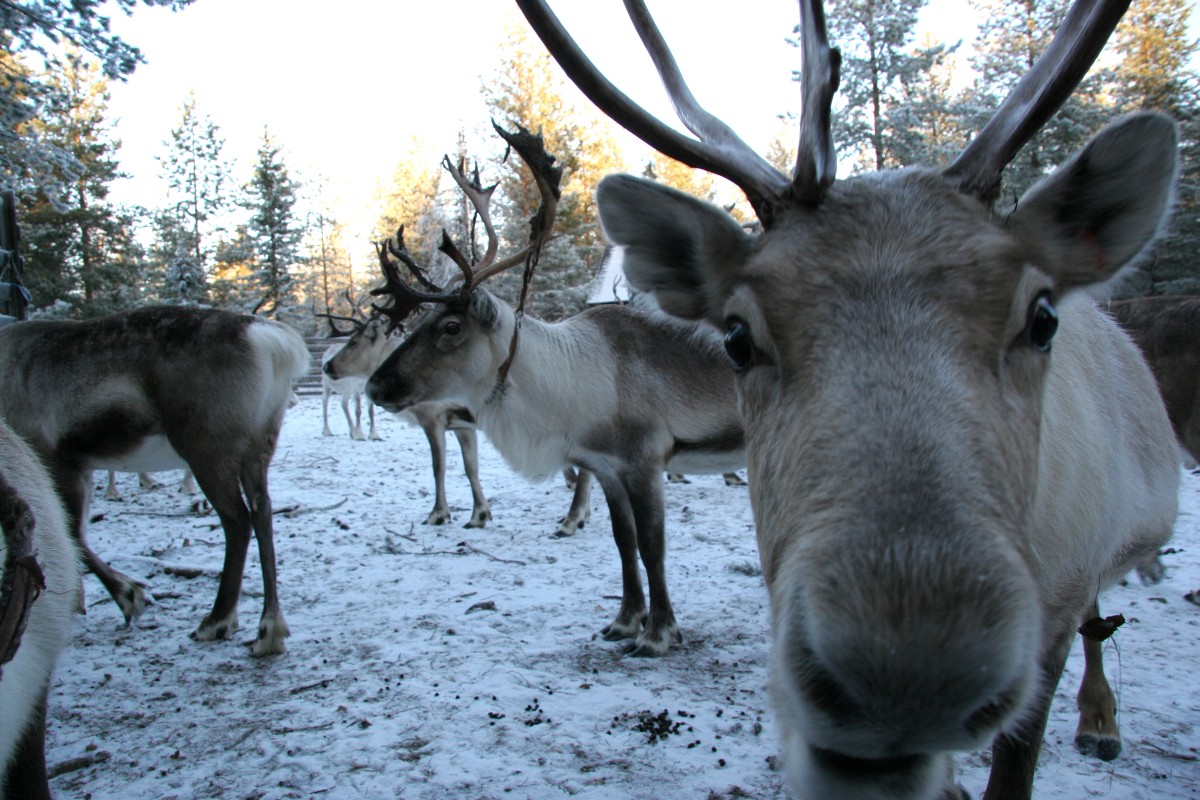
xmin=102 ymin=0 xmax=1195 ymax=257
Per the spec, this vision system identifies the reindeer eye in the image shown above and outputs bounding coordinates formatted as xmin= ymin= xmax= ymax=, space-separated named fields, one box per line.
xmin=725 ymin=318 xmax=754 ymax=372
xmin=1027 ymin=293 xmax=1058 ymax=352
xmin=442 ymin=320 xmax=462 ymax=336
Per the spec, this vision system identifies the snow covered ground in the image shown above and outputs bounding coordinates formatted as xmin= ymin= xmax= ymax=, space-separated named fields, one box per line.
xmin=43 ymin=397 xmax=1200 ymax=799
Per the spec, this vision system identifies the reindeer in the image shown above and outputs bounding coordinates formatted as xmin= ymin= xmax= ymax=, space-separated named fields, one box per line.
xmin=0 ymin=306 xmax=309 ymax=656
xmin=517 ymin=1 xmax=1181 ymax=797
xmin=1 ymin=420 xmax=81 ymax=800
xmin=1106 ymin=295 xmax=1200 ymax=464
xmin=366 ymin=124 xmax=743 ymax=656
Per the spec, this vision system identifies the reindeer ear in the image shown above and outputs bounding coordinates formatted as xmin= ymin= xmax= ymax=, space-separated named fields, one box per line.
xmin=1008 ymin=113 xmax=1177 ymax=291
xmin=469 ymin=290 xmax=500 ymax=330
xmin=597 ymin=174 xmax=753 ymax=324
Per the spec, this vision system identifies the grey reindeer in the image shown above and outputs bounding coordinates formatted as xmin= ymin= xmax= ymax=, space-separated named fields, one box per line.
xmin=366 ymin=125 xmax=744 ymax=657
xmin=518 ymin=0 xmax=1180 ymax=798
xmin=0 ymin=306 xmax=309 ymax=656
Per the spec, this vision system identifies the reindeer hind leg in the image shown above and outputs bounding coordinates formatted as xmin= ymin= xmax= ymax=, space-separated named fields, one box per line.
xmin=240 ymin=443 xmax=289 ymax=657
xmin=187 ymin=462 xmax=252 ymax=645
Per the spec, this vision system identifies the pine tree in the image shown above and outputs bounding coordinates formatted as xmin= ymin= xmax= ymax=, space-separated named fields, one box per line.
xmin=1 ymin=0 xmax=195 ymax=199
xmin=242 ymin=127 xmax=303 ymax=318
xmin=372 ymin=138 xmax=446 ymax=277
xmin=483 ymin=21 xmax=626 ymax=318
xmin=1108 ymin=0 xmax=1200 ymax=298
xmin=812 ymin=0 xmax=950 ymax=171
xmin=16 ymin=53 xmax=145 ymax=316
xmin=158 ymin=92 xmax=231 ymax=277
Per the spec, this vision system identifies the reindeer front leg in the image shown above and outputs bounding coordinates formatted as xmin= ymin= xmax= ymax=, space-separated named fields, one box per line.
xmin=59 ymin=466 xmax=147 ymax=624
xmin=1075 ymin=599 xmax=1121 ymax=761
xmin=982 ymin=629 xmax=1074 ymax=800
xmin=555 ymin=468 xmax=592 ymax=537
xmin=421 ymin=417 xmax=452 ymax=525
xmin=453 ymin=427 xmax=491 ymax=528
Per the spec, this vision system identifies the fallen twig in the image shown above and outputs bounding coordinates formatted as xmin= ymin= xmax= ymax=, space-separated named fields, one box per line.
xmin=458 ymin=541 xmax=525 ymax=566
xmin=49 ymin=751 xmax=110 ymax=778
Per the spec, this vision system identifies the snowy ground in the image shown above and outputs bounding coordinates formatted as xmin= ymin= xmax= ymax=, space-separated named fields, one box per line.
xmin=44 ymin=397 xmax=1200 ymax=800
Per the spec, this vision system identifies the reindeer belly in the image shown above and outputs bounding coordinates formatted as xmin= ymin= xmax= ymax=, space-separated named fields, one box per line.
xmin=89 ymin=434 xmax=187 ymax=473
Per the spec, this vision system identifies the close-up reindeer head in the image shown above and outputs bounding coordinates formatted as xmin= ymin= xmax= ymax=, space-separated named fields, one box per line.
xmin=516 ymin=1 xmax=1180 ymax=798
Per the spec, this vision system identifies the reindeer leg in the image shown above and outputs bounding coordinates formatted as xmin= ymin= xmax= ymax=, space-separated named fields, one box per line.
xmin=982 ymin=629 xmax=1074 ymax=800
xmin=187 ymin=464 xmax=250 ymax=645
xmin=422 ymin=416 xmax=452 ymax=525
xmin=593 ymin=470 xmax=647 ymax=643
xmin=1075 ymin=599 xmax=1121 ymax=761
xmin=103 ymin=470 xmax=123 ymax=501
xmin=722 ymin=471 xmax=747 ymax=486
xmin=138 ymin=472 xmax=161 ymax=490
xmin=4 ymin=682 xmax=52 ymax=800
xmin=555 ymin=468 xmax=592 ymax=537
xmin=367 ymin=402 xmax=382 ymax=441
xmin=241 ymin=445 xmax=289 ymax=657
xmin=321 ymin=386 xmax=333 ymax=437
xmin=58 ymin=466 xmax=146 ymax=624
xmin=343 ymin=393 xmax=364 ymax=441
xmin=453 ymin=427 xmax=491 ymax=529
xmin=624 ymin=468 xmax=678 ymax=657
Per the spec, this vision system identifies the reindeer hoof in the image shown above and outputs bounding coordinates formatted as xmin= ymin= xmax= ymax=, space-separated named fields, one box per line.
xmin=1076 ymin=733 xmax=1121 ymax=761
xmin=464 ymin=510 xmax=492 ymax=529
xmin=193 ymin=612 xmax=239 ymax=642
xmin=250 ymin=615 xmax=290 ymax=657
xmin=424 ymin=511 xmax=451 ymax=526
xmin=1136 ymin=556 xmax=1166 ymax=585
xmin=116 ymin=583 xmax=149 ymax=625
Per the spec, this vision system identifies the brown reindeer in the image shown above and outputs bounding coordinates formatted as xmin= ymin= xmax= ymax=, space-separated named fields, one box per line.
xmin=1107 ymin=295 xmax=1200 ymax=463
xmin=518 ymin=1 xmax=1180 ymax=798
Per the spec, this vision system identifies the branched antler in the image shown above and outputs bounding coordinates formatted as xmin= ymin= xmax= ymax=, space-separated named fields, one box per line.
xmin=372 ymin=124 xmax=563 ymax=335
xmin=370 ymin=226 xmax=462 ymax=333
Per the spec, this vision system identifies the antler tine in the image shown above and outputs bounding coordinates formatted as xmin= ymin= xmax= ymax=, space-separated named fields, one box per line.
xmin=370 ymin=229 xmax=461 ymax=333
xmin=793 ymin=0 xmax=841 ymax=205
xmin=441 ymin=154 xmax=501 ymax=273
xmin=468 ymin=122 xmax=563 ymax=286
xmin=314 ymin=312 xmax=364 ymax=338
xmin=944 ymin=0 xmax=1131 ymax=201
xmin=385 ymin=227 xmax=442 ymax=293
xmin=516 ymin=0 xmax=790 ymax=222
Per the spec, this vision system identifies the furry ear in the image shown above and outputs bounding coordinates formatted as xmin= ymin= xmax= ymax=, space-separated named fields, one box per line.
xmin=1009 ymin=113 xmax=1178 ymax=290
xmin=597 ymin=174 xmax=754 ymax=325
xmin=469 ymin=290 xmax=500 ymax=330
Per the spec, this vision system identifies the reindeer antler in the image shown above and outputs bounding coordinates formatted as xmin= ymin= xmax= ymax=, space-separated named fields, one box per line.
xmin=370 ymin=226 xmax=464 ymax=333
xmin=372 ymin=124 xmax=563 ymax=333
xmin=943 ymin=1 xmax=1131 ymax=201
xmin=314 ymin=312 xmax=364 ymax=338
xmin=521 ymin=0 xmax=1128 ymax=217
xmin=517 ymin=0 xmax=792 ymax=221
